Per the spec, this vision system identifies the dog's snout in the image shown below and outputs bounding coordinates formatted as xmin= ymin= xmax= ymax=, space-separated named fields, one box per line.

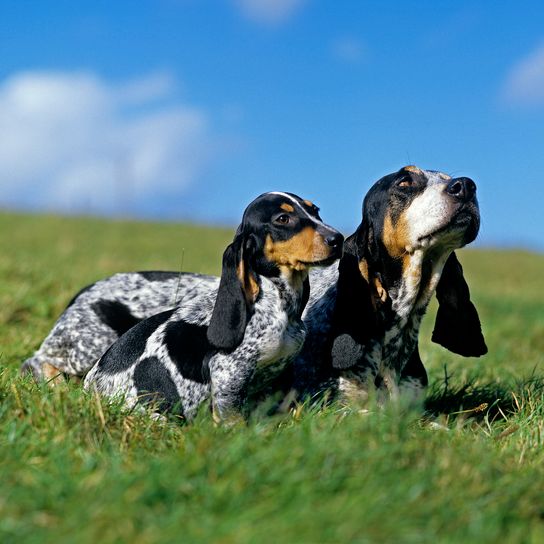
xmin=324 ymin=231 xmax=344 ymax=249
xmin=447 ymin=177 xmax=477 ymax=202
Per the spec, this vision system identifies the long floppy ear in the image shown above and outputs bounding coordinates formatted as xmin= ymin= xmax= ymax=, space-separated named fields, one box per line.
xmin=432 ymin=252 xmax=487 ymax=357
xmin=207 ymin=234 xmax=259 ymax=351
xmin=329 ymin=230 xmax=379 ymax=369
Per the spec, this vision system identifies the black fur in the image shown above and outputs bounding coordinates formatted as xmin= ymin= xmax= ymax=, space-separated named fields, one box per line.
xmin=91 ymin=300 xmax=141 ymax=336
xmin=330 ymin=234 xmax=379 ymax=369
xmin=207 ymin=235 xmax=257 ymax=351
xmin=432 ymin=252 xmax=488 ymax=357
xmin=97 ymin=310 xmax=175 ymax=374
xmin=164 ymin=321 xmax=211 ymax=384
xmin=134 ymin=356 xmax=182 ymax=412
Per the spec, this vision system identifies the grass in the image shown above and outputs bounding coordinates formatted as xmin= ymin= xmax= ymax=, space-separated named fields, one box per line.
xmin=0 ymin=210 xmax=543 ymax=543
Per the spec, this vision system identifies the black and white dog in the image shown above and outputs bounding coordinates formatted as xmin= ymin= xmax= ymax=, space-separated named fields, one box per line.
xmin=294 ymin=165 xmax=487 ymax=405
xmin=83 ymin=192 xmax=343 ymax=421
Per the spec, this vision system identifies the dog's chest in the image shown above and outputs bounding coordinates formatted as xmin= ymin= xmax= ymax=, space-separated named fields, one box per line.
xmin=257 ymin=315 xmax=305 ymax=367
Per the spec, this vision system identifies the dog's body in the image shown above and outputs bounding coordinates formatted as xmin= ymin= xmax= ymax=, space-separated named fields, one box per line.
xmin=23 ymin=166 xmax=486 ymax=410
xmin=83 ymin=192 xmax=343 ymax=421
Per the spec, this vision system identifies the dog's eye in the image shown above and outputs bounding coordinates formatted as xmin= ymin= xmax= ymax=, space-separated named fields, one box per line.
xmin=275 ymin=214 xmax=291 ymax=225
xmin=397 ymin=177 xmax=414 ymax=188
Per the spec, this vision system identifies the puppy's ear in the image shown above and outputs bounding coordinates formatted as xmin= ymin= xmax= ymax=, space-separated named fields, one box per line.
xmin=329 ymin=231 xmax=378 ymax=369
xmin=432 ymin=252 xmax=487 ymax=357
xmin=207 ymin=233 xmax=259 ymax=351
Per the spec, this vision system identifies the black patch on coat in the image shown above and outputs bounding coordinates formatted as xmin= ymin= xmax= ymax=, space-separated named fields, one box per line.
xmin=133 ymin=356 xmax=182 ymax=413
xmin=138 ymin=271 xmax=182 ymax=282
xmin=97 ymin=310 xmax=175 ymax=374
xmin=91 ymin=299 xmax=141 ymax=336
xmin=164 ymin=321 xmax=211 ymax=384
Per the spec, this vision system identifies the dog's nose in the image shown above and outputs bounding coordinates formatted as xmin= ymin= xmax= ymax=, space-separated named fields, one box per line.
xmin=446 ymin=177 xmax=477 ymax=202
xmin=324 ymin=231 xmax=344 ymax=249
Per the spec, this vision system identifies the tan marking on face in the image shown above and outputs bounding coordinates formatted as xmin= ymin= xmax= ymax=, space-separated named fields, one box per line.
xmin=303 ymin=200 xmax=314 ymax=207
xmin=280 ymin=203 xmax=294 ymax=213
xmin=264 ymin=227 xmax=331 ymax=270
xmin=382 ymin=212 xmax=413 ymax=272
xmin=403 ymin=165 xmax=422 ymax=174
xmin=237 ymin=260 xmax=259 ymax=303
xmin=382 ymin=213 xmax=410 ymax=259
xmin=438 ymin=172 xmax=451 ymax=180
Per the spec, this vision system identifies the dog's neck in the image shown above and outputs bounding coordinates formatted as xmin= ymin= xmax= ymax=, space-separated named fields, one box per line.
xmin=269 ymin=268 xmax=309 ymax=318
xmin=362 ymin=247 xmax=451 ymax=327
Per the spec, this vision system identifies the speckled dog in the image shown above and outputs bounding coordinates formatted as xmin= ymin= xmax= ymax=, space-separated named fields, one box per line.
xmin=293 ymin=166 xmax=487 ymax=406
xmin=83 ymin=192 xmax=343 ymax=421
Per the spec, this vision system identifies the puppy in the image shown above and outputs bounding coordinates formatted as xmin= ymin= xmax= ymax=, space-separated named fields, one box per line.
xmin=83 ymin=192 xmax=343 ymax=422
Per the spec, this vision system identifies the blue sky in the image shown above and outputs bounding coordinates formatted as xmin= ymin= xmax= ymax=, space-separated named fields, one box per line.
xmin=1 ymin=1 xmax=543 ymax=249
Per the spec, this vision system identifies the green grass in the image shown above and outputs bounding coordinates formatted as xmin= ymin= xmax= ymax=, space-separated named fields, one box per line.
xmin=1 ymin=211 xmax=543 ymax=543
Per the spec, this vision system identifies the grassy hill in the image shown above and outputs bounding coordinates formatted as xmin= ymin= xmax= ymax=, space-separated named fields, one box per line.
xmin=0 ymin=211 xmax=543 ymax=543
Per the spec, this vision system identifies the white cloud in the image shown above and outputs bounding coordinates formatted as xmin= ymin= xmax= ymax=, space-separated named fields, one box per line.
xmin=0 ymin=70 xmax=211 ymax=215
xmin=233 ymin=0 xmax=307 ymax=25
xmin=331 ymin=37 xmax=365 ymax=64
xmin=501 ymin=43 xmax=544 ymax=106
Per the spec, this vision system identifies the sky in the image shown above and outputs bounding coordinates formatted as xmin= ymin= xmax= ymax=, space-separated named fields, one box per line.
xmin=0 ymin=0 xmax=543 ymax=249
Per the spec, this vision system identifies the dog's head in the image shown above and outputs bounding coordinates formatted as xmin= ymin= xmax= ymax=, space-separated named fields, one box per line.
xmin=208 ymin=191 xmax=344 ymax=351
xmin=359 ymin=165 xmax=480 ymax=262
xmin=331 ymin=166 xmax=487 ymax=370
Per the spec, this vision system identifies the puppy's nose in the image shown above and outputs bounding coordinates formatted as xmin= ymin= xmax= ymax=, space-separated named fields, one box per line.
xmin=324 ymin=231 xmax=344 ymax=249
xmin=447 ymin=177 xmax=477 ymax=202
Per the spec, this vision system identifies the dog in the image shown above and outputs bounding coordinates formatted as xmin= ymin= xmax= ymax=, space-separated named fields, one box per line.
xmin=83 ymin=192 xmax=343 ymax=422
xmin=292 ymin=165 xmax=487 ymax=406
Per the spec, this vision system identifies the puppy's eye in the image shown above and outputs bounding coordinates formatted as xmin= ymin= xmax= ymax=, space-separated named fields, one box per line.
xmin=275 ymin=214 xmax=291 ymax=225
xmin=397 ymin=177 xmax=414 ymax=188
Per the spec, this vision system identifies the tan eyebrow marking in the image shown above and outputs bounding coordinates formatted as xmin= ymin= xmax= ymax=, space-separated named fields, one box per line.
xmin=303 ymin=200 xmax=314 ymax=207
xmin=403 ymin=165 xmax=422 ymax=174
xmin=280 ymin=203 xmax=295 ymax=212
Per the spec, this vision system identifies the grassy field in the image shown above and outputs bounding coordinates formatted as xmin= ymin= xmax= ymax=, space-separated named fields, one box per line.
xmin=0 ymin=211 xmax=543 ymax=543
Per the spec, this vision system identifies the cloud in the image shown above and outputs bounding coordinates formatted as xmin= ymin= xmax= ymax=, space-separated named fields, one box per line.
xmin=0 ymin=70 xmax=212 ymax=215
xmin=501 ymin=43 xmax=544 ymax=106
xmin=331 ymin=37 xmax=365 ymax=64
xmin=233 ymin=0 xmax=307 ymax=25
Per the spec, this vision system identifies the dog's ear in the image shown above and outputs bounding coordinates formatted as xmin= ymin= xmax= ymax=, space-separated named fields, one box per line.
xmin=432 ymin=252 xmax=487 ymax=357
xmin=329 ymin=231 xmax=379 ymax=369
xmin=207 ymin=233 xmax=259 ymax=351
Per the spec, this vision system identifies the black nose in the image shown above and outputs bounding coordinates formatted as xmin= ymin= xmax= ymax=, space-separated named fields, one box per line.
xmin=446 ymin=177 xmax=477 ymax=202
xmin=325 ymin=231 xmax=344 ymax=249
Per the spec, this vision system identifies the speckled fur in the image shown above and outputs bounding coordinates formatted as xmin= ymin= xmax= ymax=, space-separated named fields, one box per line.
xmin=21 ymin=271 xmax=217 ymax=379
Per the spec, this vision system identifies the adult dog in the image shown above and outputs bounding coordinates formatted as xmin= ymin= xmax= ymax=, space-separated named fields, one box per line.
xmin=294 ymin=165 xmax=487 ymax=405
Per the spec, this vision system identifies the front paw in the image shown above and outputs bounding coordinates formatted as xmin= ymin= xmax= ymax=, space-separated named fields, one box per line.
xmin=211 ymin=403 xmax=246 ymax=427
